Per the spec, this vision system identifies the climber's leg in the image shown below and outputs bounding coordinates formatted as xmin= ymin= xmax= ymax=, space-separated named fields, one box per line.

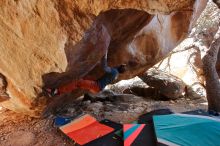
xmin=57 ymin=81 xmax=78 ymax=94
xmin=77 ymin=79 xmax=101 ymax=93
xmin=44 ymin=79 xmax=100 ymax=97
xmin=58 ymin=79 xmax=100 ymax=94
xmin=44 ymin=80 xmax=78 ymax=97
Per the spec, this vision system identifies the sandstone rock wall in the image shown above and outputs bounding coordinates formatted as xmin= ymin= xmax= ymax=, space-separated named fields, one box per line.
xmin=0 ymin=0 xmax=67 ymax=115
xmin=0 ymin=0 xmax=197 ymax=116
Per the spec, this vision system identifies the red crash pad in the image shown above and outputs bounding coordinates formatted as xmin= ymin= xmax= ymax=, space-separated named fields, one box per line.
xmin=60 ymin=114 xmax=114 ymax=145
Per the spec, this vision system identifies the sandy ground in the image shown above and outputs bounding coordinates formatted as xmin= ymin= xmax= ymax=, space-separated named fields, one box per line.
xmin=0 ymin=93 xmax=207 ymax=146
xmin=0 ymin=107 xmax=75 ymax=146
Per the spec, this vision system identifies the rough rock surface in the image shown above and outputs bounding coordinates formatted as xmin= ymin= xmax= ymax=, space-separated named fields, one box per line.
xmin=140 ymin=69 xmax=186 ymax=99
xmin=0 ymin=0 xmax=201 ymax=116
xmin=0 ymin=74 xmax=9 ymax=102
xmin=43 ymin=90 xmax=149 ymax=123
xmin=81 ymin=91 xmax=148 ymax=123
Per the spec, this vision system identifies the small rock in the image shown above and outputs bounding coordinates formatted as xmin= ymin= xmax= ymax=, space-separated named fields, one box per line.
xmin=134 ymin=107 xmax=144 ymax=113
xmin=170 ymin=100 xmax=175 ymax=104
xmin=189 ymin=103 xmax=195 ymax=107
xmin=27 ymin=116 xmax=32 ymax=121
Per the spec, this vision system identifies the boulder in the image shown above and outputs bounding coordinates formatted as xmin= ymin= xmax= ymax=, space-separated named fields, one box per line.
xmin=186 ymin=84 xmax=206 ymax=99
xmin=140 ymin=69 xmax=186 ymax=99
xmin=107 ymin=77 xmax=148 ymax=93
xmin=123 ymin=87 xmax=157 ymax=99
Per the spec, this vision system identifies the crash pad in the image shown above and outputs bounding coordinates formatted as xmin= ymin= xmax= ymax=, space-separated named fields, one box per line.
xmin=59 ymin=114 xmax=114 ymax=145
xmin=137 ymin=109 xmax=172 ymax=146
xmin=85 ymin=119 xmax=123 ymax=146
xmin=154 ymin=114 xmax=220 ymax=146
xmin=115 ymin=121 xmax=138 ymax=139
xmin=124 ymin=124 xmax=149 ymax=146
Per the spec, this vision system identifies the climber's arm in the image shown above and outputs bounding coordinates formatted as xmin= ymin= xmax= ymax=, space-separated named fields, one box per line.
xmin=101 ymin=51 xmax=112 ymax=73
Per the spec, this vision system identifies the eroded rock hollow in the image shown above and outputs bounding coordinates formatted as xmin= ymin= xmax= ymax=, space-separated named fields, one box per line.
xmin=0 ymin=0 xmax=208 ymax=116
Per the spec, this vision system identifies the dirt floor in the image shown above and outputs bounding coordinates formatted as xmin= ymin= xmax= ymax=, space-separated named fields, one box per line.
xmin=0 ymin=92 xmax=207 ymax=146
xmin=0 ymin=107 xmax=74 ymax=146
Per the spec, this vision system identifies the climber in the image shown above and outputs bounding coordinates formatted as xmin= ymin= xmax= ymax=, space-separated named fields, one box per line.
xmin=45 ymin=54 xmax=127 ymax=97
